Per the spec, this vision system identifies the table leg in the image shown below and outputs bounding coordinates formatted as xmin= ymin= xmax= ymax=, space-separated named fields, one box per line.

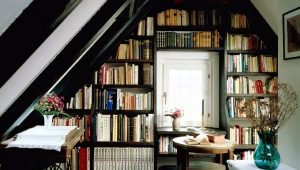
xmin=229 ymin=148 xmax=234 ymax=160
xmin=177 ymin=148 xmax=189 ymax=170
xmin=216 ymin=153 xmax=223 ymax=164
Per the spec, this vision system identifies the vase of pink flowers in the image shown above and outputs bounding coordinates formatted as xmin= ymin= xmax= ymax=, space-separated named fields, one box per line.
xmin=165 ymin=107 xmax=184 ymax=131
xmin=34 ymin=92 xmax=69 ymax=128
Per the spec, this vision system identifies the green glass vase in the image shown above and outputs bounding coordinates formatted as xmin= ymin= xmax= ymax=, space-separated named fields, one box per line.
xmin=253 ymin=131 xmax=280 ymax=169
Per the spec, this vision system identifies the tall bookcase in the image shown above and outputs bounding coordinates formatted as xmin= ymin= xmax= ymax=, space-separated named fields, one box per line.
xmin=63 ymin=15 xmax=156 ymax=170
xmin=223 ymin=7 xmax=278 ymax=160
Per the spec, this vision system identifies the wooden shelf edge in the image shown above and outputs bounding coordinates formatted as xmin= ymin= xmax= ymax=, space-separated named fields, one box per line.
xmin=92 ymin=141 xmax=155 ymax=147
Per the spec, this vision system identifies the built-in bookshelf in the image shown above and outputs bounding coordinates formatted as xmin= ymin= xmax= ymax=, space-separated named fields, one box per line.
xmin=62 ymin=15 xmax=156 ymax=170
xmin=224 ymin=10 xmax=278 ymax=160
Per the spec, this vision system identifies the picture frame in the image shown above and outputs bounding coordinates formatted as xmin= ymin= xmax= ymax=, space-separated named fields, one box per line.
xmin=283 ymin=7 xmax=300 ymax=60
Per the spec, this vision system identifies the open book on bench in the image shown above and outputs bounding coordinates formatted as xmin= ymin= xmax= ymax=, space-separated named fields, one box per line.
xmin=5 ymin=125 xmax=78 ymax=151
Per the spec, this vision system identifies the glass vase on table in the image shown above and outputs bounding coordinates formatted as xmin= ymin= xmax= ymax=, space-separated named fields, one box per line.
xmin=253 ymin=131 xmax=280 ymax=169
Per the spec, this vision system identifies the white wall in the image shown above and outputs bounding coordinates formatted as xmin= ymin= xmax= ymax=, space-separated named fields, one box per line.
xmin=252 ymin=0 xmax=300 ymax=169
xmin=251 ymin=0 xmax=279 ymax=33
xmin=277 ymin=0 xmax=300 ymax=169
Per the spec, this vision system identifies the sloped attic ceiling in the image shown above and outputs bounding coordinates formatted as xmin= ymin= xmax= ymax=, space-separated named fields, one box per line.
xmin=0 ymin=0 xmax=156 ymax=140
xmin=0 ymin=0 xmax=82 ymax=88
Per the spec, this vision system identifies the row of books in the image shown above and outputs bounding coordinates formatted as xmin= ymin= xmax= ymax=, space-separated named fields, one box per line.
xmin=96 ymin=113 xmax=154 ymax=142
xmin=96 ymin=63 xmax=153 ymax=85
xmin=53 ymin=115 xmax=91 ymax=142
xmin=230 ymin=13 xmax=248 ymax=28
xmin=115 ymin=39 xmax=153 ymax=60
xmin=158 ymin=135 xmax=177 ymax=153
xmin=226 ymin=33 xmax=267 ymax=51
xmin=136 ymin=17 xmax=154 ymax=36
xmin=66 ymin=84 xmax=93 ymax=110
xmin=94 ymin=147 xmax=154 ymax=170
xmin=227 ymin=76 xmax=267 ymax=94
xmin=157 ymin=30 xmax=221 ymax=48
xmin=157 ymin=8 xmax=222 ymax=26
xmin=100 ymin=63 xmax=138 ymax=85
xmin=227 ymin=54 xmax=277 ymax=73
xmin=234 ymin=150 xmax=254 ymax=160
xmin=71 ymin=147 xmax=90 ymax=170
xmin=227 ymin=97 xmax=272 ymax=118
xmin=95 ymin=89 xmax=153 ymax=111
xmin=230 ymin=125 xmax=259 ymax=145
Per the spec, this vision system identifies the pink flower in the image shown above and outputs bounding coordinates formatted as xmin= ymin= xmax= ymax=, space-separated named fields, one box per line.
xmin=165 ymin=107 xmax=184 ymax=118
xmin=34 ymin=92 xmax=68 ymax=116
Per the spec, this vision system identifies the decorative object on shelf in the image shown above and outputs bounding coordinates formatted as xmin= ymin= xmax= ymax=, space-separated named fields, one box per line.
xmin=240 ymin=78 xmax=298 ymax=169
xmin=165 ymin=107 xmax=184 ymax=131
xmin=34 ymin=92 xmax=69 ymax=128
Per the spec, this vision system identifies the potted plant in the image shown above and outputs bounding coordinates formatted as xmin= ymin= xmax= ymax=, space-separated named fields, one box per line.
xmin=34 ymin=92 xmax=69 ymax=128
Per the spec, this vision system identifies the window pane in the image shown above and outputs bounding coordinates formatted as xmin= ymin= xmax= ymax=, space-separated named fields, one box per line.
xmin=167 ymin=68 xmax=207 ymax=126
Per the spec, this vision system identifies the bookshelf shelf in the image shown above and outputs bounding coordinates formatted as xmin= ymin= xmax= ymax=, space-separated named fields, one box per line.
xmin=226 ymin=93 xmax=275 ymax=97
xmin=96 ymin=84 xmax=154 ymax=89
xmin=227 ymin=72 xmax=277 ymax=76
xmin=99 ymin=110 xmax=154 ymax=114
xmin=226 ymin=28 xmax=254 ymax=34
xmin=65 ymin=109 xmax=92 ymax=114
xmin=104 ymin=59 xmax=154 ymax=63
xmin=226 ymin=50 xmax=277 ymax=54
xmin=92 ymin=142 xmax=155 ymax=147
xmin=158 ymin=152 xmax=215 ymax=157
xmin=157 ymin=47 xmax=224 ymax=51
xmin=156 ymin=26 xmax=223 ymax=31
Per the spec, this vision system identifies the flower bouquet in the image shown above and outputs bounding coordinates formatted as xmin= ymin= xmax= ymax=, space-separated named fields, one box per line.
xmin=34 ymin=92 xmax=70 ymax=128
xmin=164 ymin=107 xmax=184 ymax=118
xmin=34 ymin=92 xmax=69 ymax=116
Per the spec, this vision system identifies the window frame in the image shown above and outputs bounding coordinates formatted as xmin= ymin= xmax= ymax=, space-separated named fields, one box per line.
xmin=156 ymin=51 xmax=219 ymax=128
